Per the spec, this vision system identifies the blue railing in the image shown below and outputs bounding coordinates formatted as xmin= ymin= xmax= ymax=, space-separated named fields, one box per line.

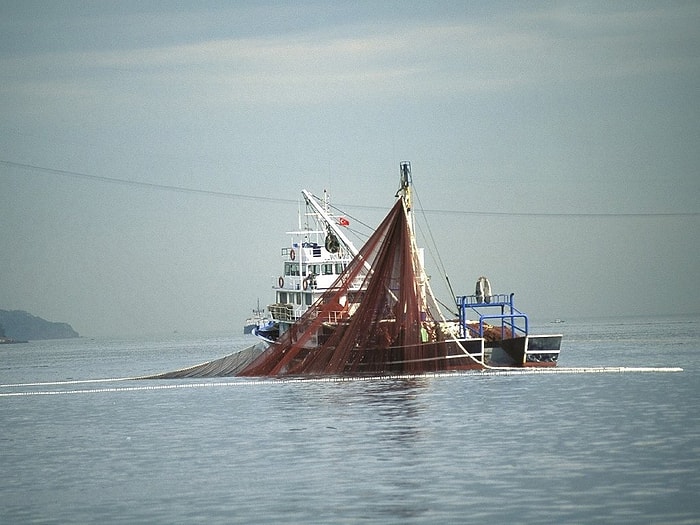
xmin=456 ymin=293 xmax=529 ymax=339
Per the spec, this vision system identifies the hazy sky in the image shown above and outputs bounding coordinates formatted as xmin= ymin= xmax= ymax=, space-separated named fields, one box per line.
xmin=1 ymin=1 xmax=698 ymax=337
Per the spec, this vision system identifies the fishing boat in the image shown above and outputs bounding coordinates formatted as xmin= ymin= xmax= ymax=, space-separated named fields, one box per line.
xmin=145 ymin=162 xmax=562 ymax=380
xmin=243 ymin=300 xmax=269 ymax=334
xmin=238 ymin=162 xmax=562 ymax=376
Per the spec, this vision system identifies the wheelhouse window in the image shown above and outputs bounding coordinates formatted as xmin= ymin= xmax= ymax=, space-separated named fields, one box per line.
xmin=284 ymin=262 xmax=300 ymax=276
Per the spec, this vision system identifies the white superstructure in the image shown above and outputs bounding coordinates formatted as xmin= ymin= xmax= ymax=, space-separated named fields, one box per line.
xmin=256 ymin=190 xmax=360 ymax=341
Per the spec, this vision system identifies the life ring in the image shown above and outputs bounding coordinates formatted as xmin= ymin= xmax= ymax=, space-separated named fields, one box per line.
xmin=278 ymin=276 xmax=284 ymax=288
xmin=289 ymin=249 xmax=296 ymax=261
xmin=302 ymin=278 xmax=309 ymax=290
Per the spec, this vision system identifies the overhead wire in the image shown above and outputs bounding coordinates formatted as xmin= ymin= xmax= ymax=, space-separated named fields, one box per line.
xmin=0 ymin=159 xmax=298 ymax=205
xmin=2 ymin=159 xmax=698 ymax=218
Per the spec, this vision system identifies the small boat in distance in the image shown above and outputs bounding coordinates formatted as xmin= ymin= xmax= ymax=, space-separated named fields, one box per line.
xmin=243 ymin=299 xmax=268 ymax=335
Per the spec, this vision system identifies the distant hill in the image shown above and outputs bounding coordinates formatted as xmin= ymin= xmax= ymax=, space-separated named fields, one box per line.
xmin=0 ymin=310 xmax=79 ymax=341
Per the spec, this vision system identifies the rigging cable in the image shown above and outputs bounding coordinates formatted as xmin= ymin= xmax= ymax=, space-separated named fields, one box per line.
xmin=412 ymin=184 xmax=459 ymax=311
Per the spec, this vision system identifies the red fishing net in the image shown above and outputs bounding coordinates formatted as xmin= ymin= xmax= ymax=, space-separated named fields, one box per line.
xmin=238 ymin=198 xmax=476 ymax=376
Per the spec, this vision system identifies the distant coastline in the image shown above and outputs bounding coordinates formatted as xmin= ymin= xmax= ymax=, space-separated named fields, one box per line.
xmin=0 ymin=309 xmax=79 ymax=342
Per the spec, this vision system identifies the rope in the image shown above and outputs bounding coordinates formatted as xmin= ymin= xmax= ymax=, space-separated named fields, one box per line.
xmin=452 ymin=337 xmax=501 ymax=369
xmin=0 ymin=367 xmax=683 ymax=397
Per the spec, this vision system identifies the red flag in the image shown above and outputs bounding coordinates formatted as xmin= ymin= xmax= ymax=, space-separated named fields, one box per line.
xmin=338 ymin=217 xmax=350 ymax=227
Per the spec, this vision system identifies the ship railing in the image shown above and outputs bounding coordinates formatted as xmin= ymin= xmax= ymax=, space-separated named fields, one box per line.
xmin=268 ymin=303 xmax=304 ymax=322
xmin=323 ymin=310 xmax=346 ymax=323
xmin=269 ymin=302 xmax=347 ymax=324
xmin=307 ymin=309 xmax=347 ymax=324
xmin=456 ymin=293 xmax=529 ymax=340
xmin=460 ymin=293 xmax=512 ymax=306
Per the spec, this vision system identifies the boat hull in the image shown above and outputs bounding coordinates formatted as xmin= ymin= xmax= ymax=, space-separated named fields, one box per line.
xmin=253 ymin=322 xmax=279 ymax=342
xmin=277 ymin=337 xmax=562 ymax=375
xmin=385 ymin=338 xmax=488 ymax=372
xmin=396 ymin=335 xmax=562 ymax=372
xmin=242 ymin=335 xmax=562 ymax=376
xmin=490 ymin=335 xmax=562 ymax=367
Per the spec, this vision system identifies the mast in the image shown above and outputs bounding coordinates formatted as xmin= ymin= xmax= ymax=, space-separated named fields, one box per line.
xmin=396 ymin=161 xmax=412 ymax=212
xmin=397 ymin=161 xmax=449 ymax=323
xmin=301 ymin=189 xmax=359 ymax=257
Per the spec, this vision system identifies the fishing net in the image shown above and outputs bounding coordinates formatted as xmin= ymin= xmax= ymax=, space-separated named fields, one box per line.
xmin=139 ymin=343 xmax=267 ymax=379
xmin=238 ymin=198 xmax=476 ymax=377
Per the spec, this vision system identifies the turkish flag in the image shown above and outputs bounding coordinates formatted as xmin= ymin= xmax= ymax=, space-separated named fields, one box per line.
xmin=338 ymin=217 xmax=350 ymax=227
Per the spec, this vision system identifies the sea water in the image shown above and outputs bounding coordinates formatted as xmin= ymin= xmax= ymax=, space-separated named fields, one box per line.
xmin=1 ymin=317 xmax=699 ymax=524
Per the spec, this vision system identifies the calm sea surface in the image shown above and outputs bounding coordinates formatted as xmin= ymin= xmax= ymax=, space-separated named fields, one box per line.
xmin=1 ymin=317 xmax=699 ymax=524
